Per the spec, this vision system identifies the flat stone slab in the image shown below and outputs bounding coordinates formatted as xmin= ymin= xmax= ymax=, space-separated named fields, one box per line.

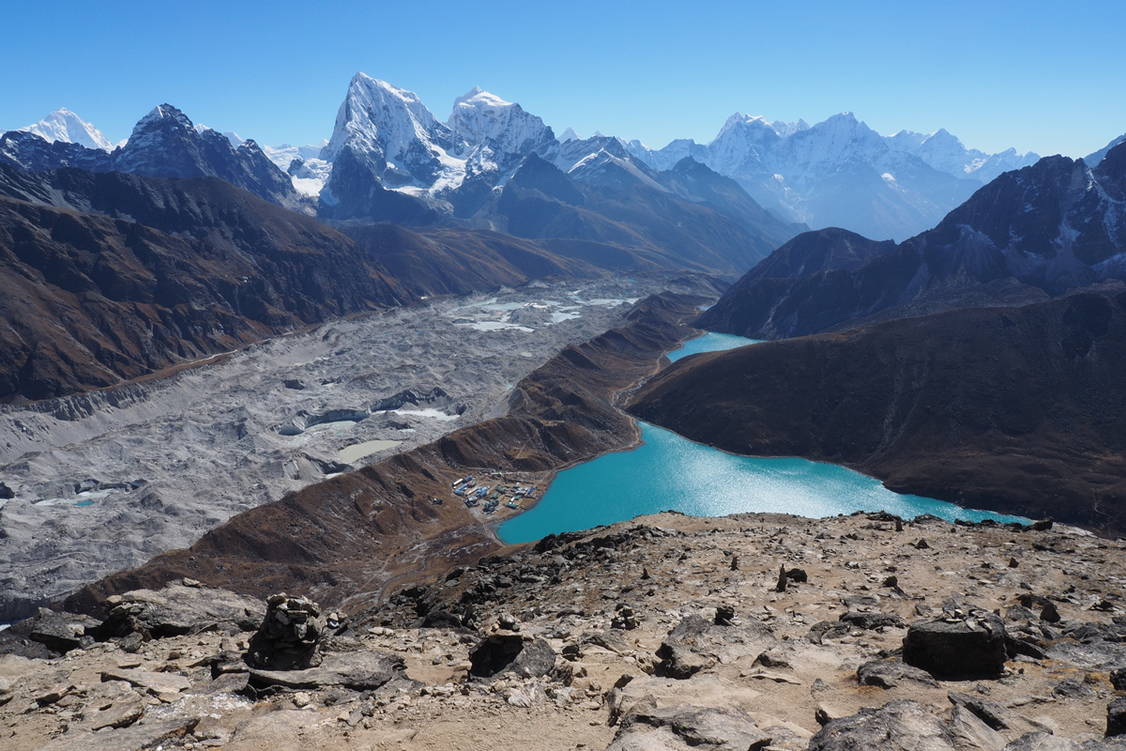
xmin=247 ymin=651 xmax=404 ymax=691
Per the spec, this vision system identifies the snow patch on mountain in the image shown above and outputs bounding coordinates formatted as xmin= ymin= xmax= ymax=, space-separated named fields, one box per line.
xmin=20 ymin=108 xmax=112 ymax=151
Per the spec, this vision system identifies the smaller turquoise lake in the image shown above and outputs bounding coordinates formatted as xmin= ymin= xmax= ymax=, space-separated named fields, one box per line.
xmin=499 ymin=332 xmax=1027 ymax=543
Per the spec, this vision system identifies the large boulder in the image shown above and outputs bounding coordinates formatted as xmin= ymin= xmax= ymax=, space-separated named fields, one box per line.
xmin=468 ymin=633 xmax=555 ymax=679
xmin=1109 ymin=697 xmax=1126 ymax=737
xmin=96 ymin=579 xmax=264 ymax=640
xmin=656 ymin=615 xmax=717 ymax=679
xmin=246 ymin=594 xmax=325 ymax=670
xmin=903 ymin=612 xmax=1008 ymax=680
xmin=810 ymin=700 xmax=964 ymax=751
xmin=248 ymin=652 xmax=405 ymax=692
xmin=608 ymin=705 xmax=772 ymax=751
xmin=4 ymin=607 xmax=99 ymax=654
xmin=857 ymin=659 xmax=939 ymax=689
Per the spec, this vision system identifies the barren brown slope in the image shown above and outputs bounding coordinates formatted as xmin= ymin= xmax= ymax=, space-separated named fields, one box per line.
xmin=64 ymin=292 xmax=706 ymax=616
xmin=629 ymin=288 xmax=1126 ymax=534
xmin=0 ymin=188 xmax=407 ymax=402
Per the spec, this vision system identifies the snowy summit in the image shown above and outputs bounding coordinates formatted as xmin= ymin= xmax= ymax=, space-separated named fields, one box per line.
xmin=20 ymin=108 xmax=112 ymax=151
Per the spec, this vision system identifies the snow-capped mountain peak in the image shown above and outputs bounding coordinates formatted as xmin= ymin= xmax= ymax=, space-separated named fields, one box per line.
xmin=320 ymin=72 xmax=464 ymax=191
xmin=447 ymin=86 xmax=554 ymax=160
xmin=20 ymin=108 xmax=112 ymax=151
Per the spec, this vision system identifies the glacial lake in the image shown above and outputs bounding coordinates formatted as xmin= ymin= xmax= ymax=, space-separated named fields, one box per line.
xmin=498 ymin=332 xmax=1027 ymax=543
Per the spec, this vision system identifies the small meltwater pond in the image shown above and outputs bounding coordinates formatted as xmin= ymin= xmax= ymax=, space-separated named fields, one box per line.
xmin=499 ymin=332 xmax=1027 ymax=543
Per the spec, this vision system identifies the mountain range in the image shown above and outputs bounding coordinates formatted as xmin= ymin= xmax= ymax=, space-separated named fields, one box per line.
xmin=10 ymin=73 xmax=1086 ymax=241
xmin=1 ymin=75 xmax=1123 ymax=403
xmin=699 ymin=139 xmax=1126 ymax=338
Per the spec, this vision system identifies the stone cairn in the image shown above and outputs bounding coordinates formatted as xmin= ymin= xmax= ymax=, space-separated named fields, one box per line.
xmin=246 ymin=594 xmax=326 ymax=670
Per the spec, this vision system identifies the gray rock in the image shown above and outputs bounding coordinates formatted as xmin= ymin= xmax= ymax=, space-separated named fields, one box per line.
xmin=903 ymin=612 xmax=1008 ymax=679
xmin=948 ymin=690 xmax=1013 ymax=730
xmin=810 ymin=700 xmax=961 ymax=750
xmin=100 ymin=668 xmax=191 ymax=700
xmin=608 ymin=705 xmax=772 ymax=750
xmin=949 ymin=703 xmax=1007 ymax=751
xmin=468 ymin=634 xmax=555 ymax=679
xmin=656 ymin=616 xmax=715 ymax=679
xmin=1005 ymin=732 xmax=1082 ymax=750
xmin=857 ymin=659 xmax=939 ymax=689
xmin=7 ymin=607 xmax=99 ymax=653
xmin=97 ymin=580 xmax=263 ymax=640
xmin=840 ymin=610 xmax=907 ymax=631
xmin=37 ymin=717 xmax=199 ymax=751
xmin=248 ymin=651 xmax=405 ymax=691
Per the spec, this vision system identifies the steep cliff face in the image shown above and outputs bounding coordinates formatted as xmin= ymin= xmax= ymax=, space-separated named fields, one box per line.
xmin=631 ymin=289 xmax=1126 ymax=533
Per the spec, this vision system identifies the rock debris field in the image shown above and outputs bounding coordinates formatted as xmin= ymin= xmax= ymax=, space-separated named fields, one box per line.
xmin=0 ymin=278 xmax=670 ymax=621
xmin=2 ymin=512 xmax=1126 ymax=750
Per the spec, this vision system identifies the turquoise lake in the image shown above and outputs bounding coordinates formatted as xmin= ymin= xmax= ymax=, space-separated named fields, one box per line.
xmin=499 ymin=332 xmax=1027 ymax=543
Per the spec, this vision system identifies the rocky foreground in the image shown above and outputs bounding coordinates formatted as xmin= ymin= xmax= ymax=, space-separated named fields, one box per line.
xmin=3 ymin=511 xmax=1126 ymax=749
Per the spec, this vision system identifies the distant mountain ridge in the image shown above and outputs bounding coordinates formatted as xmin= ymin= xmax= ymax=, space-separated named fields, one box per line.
xmin=628 ymin=112 xmax=1040 ymax=240
xmin=699 ymin=140 xmax=1126 ymax=339
xmin=1 ymin=104 xmax=301 ymax=209
xmin=5 ymin=80 xmax=1059 ymax=242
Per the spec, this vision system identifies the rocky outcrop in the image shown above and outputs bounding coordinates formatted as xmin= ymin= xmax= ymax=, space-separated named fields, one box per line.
xmin=94 ymin=578 xmax=264 ymax=640
xmin=903 ymin=612 xmax=1009 ymax=680
xmin=608 ymin=705 xmax=772 ymax=750
xmin=246 ymin=594 xmax=328 ymax=670
xmin=6 ymin=511 xmax=1126 ymax=748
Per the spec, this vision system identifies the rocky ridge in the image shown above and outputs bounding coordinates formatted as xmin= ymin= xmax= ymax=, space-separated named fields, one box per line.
xmin=3 ymin=511 xmax=1126 ymax=749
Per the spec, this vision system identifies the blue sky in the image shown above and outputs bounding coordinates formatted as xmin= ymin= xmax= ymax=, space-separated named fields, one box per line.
xmin=2 ymin=0 xmax=1123 ymax=157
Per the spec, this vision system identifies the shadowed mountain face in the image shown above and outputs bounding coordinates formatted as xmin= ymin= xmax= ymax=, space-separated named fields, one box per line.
xmin=491 ymin=152 xmax=800 ymax=275
xmin=630 ymin=289 xmax=1126 ymax=533
xmin=699 ymin=143 xmax=1126 ymax=339
xmin=0 ymin=167 xmax=407 ymax=401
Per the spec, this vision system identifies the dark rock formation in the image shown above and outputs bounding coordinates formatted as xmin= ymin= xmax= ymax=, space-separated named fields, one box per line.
xmin=856 ymin=659 xmax=938 ymax=689
xmin=1 ymin=608 xmax=98 ymax=654
xmin=246 ymin=594 xmax=326 ymax=670
xmin=656 ymin=616 xmax=716 ymax=679
xmin=1110 ymin=698 xmax=1126 ymax=737
xmin=903 ymin=612 xmax=1009 ymax=680
xmin=468 ymin=634 xmax=555 ymax=679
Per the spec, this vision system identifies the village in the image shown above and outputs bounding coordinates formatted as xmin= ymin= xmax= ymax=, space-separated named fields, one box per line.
xmin=433 ymin=471 xmax=543 ymax=517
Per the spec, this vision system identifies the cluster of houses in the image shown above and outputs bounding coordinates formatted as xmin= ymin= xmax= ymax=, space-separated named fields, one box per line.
xmin=439 ymin=474 xmax=540 ymax=515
